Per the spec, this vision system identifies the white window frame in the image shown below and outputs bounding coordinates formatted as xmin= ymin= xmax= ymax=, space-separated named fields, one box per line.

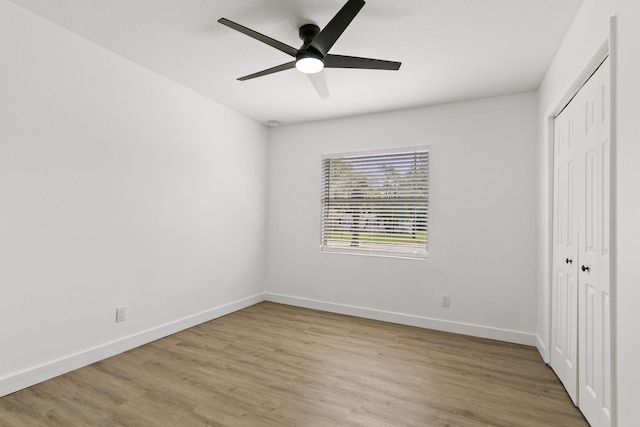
xmin=320 ymin=146 xmax=429 ymax=260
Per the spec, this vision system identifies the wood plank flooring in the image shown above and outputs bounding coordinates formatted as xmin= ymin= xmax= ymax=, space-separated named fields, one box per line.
xmin=0 ymin=302 xmax=587 ymax=426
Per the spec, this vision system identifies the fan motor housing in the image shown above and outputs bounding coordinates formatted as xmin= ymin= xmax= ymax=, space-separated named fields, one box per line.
xmin=299 ymin=23 xmax=320 ymax=46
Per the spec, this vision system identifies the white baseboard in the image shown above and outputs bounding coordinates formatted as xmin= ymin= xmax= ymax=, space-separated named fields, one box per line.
xmin=0 ymin=293 xmax=264 ymax=398
xmin=264 ymin=293 xmax=537 ymax=346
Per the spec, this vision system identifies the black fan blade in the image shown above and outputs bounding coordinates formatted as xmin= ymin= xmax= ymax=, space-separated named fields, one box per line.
xmin=307 ymin=71 xmax=330 ymax=99
xmin=219 ymin=18 xmax=298 ymax=57
xmin=324 ymin=54 xmax=401 ymax=70
xmin=309 ymin=0 xmax=365 ymax=56
xmin=237 ymin=61 xmax=296 ymax=81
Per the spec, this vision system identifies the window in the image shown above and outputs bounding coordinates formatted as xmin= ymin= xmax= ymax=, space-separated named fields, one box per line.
xmin=321 ymin=147 xmax=429 ymax=258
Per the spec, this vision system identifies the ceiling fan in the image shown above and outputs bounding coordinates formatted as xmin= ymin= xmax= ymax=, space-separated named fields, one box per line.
xmin=218 ymin=0 xmax=401 ymax=99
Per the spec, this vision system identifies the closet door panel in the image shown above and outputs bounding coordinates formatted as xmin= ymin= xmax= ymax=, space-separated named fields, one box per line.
xmin=577 ymin=57 xmax=611 ymax=427
xmin=550 ymin=101 xmax=579 ymax=403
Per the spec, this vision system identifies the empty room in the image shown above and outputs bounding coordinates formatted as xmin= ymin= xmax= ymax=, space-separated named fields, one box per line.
xmin=1 ymin=0 xmax=638 ymax=426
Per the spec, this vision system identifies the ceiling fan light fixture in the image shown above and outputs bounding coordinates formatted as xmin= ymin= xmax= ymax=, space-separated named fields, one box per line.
xmin=296 ymin=57 xmax=324 ymax=74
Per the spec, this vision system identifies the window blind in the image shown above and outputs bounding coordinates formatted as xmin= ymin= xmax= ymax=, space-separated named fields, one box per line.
xmin=321 ymin=148 xmax=429 ymax=258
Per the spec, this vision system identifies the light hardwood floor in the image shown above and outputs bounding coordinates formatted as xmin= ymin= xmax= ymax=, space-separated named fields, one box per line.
xmin=0 ymin=302 xmax=587 ymax=426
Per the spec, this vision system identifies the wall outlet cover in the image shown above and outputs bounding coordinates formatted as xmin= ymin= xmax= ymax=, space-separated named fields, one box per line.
xmin=442 ymin=296 xmax=451 ymax=308
xmin=116 ymin=307 xmax=126 ymax=322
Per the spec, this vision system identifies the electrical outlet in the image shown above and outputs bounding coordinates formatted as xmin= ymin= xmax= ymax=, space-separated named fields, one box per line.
xmin=116 ymin=307 xmax=126 ymax=323
xmin=442 ymin=295 xmax=451 ymax=308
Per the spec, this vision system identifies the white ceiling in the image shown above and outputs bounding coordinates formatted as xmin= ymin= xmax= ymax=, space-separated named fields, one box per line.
xmin=9 ymin=0 xmax=582 ymax=125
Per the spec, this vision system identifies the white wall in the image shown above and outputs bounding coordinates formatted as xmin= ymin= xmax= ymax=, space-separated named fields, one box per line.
xmin=615 ymin=4 xmax=640 ymax=427
xmin=0 ymin=1 xmax=267 ymax=396
xmin=536 ymin=0 xmax=640 ymax=424
xmin=266 ymin=93 xmax=539 ymax=344
xmin=614 ymin=3 xmax=640 ymax=425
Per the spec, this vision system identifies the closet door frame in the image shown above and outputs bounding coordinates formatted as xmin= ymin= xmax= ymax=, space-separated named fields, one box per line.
xmin=546 ymin=20 xmax=617 ymax=426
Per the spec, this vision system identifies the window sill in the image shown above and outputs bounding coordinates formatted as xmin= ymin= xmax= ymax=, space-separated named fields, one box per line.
xmin=320 ymin=246 xmax=428 ymax=260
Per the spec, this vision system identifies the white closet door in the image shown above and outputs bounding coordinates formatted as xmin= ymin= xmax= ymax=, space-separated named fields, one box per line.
xmin=551 ymin=57 xmax=611 ymax=427
xmin=578 ymin=58 xmax=611 ymax=427
xmin=550 ymin=89 xmax=580 ymax=404
xmin=551 ymin=60 xmax=611 ymax=427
